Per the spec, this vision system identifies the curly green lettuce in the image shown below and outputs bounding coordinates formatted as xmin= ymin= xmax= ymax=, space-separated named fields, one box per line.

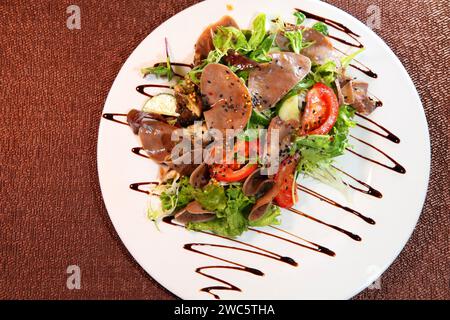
xmin=161 ymin=181 xmax=279 ymax=237
xmin=291 ymin=105 xmax=356 ymax=186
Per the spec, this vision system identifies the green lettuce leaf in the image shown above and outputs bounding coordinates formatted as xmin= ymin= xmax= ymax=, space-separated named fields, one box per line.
xmin=213 ymin=26 xmax=250 ymax=53
xmin=340 ymin=48 xmax=365 ymax=69
xmin=249 ymin=204 xmax=281 ymax=227
xmin=292 ymin=105 xmax=356 ymax=174
xmin=194 ymin=184 xmax=227 ymax=212
xmin=248 ymin=13 xmax=267 ymax=50
xmin=311 ymin=60 xmax=337 ymax=87
xmin=284 ymin=30 xmax=303 ymax=54
xmin=187 ymin=185 xmax=255 ymax=237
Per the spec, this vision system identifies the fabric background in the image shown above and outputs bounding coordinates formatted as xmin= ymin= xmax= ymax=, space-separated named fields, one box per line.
xmin=0 ymin=0 xmax=448 ymax=300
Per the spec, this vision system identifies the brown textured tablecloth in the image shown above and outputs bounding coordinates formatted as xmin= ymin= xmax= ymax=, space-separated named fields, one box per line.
xmin=0 ymin=0 xmax=449 ymax=300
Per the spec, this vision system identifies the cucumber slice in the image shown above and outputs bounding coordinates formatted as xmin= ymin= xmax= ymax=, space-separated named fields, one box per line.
xmin=278 ymin=94 xmax=299 ymax=121
xmin=250 ymin=109 xmax=270 ymax=126
xmin=142 ymin=93 xmax=179 ymax=116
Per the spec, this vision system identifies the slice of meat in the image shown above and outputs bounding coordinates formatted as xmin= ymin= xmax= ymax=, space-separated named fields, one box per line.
xmin=190 ymin=163 xmax=210 ymax=188
xmin=200 ymin=64 xmax=252 ymax=132
xmin=174 ymin=201 xmax=216 ymax=223
xmin=248 ymin=52 xmax=311 ymax=110
xmin=200 ymin=63 xmax=252 ymax=107
xmin=340 ymin=80 xmax=377 ymax=115
xmin=341 ymin=80 xmax=355 ymax=104
xmin=243 ymin=168 xmax=275 ymax=197
xmin=301 ymin=28 xmax=333 ymax=65
xmin=248 ymin=183 xmax=280 ymax=221
xmin=185 ymin=201 xmax=214 ymax=214
xmin=267 ymin=116 xmax=299 ymax=159
xmin=138 ymin=120 xmax=178 ymax=162
xmin=203 ymin=99 xmax=250 ymax=133
xmin=194 ymin=16 xmax=239 ymax=65
xmin=127 ymin=109 xmax=169 ymax=134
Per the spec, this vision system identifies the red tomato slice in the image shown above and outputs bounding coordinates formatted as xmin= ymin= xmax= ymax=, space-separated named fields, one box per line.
xmin=274 ymin=155 xmax=299 ymax=208
xmin=211 ymin=163 xmax=258 ymax=182
xmin=301 ymin=82 xmax=339 ymax=135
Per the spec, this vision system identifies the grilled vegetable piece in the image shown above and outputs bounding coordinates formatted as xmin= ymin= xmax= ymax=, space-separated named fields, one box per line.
xmin=194 ymin=15 xmax=239 ymax=65
xmin=174 ymin=78 xmax=203 ymax=126
xmin=248 ymin=52 xmax=311 ymax=110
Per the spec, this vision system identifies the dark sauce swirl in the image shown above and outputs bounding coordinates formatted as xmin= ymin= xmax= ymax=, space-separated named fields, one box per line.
xmin=348 ymin=135 xmax=406 ymax=174
xmin=355 ymin=113 xmax=400 ymax=143
xmin=102 ymin=113 xmax=128 ymax=125
xmin=297 ymin=185 xmax=376 ymax=225
xmin=136 ymin=84 xmax=172 ymax=98
xmin=286 ymin=207 xmax=362 ymax=241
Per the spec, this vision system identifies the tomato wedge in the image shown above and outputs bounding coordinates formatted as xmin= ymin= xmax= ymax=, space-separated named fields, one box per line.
xmin=211 ymin=163 xmax=258 ymax=182
xmin=274 ymin=155 xmax=299 ymax=208
xmin=301 ymin=82 xmax=339 ymax=135
xmin=211 ymin=140 xmax=259 ymax=182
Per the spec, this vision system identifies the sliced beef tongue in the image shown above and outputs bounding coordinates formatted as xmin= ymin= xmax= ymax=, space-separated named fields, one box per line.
xmin=248 ymin=183 xmax=280 ymax=221
xmin=248 ymin=52 xmax=311 ymax=111
xmin=189 ymin=163 xmax=210 ymax=189
xmin=340 ymin=80 xmax=377 ymax=115
xmin=243 ymin=168 xmax=275 ymax=197
xmin=174 ymin=201 xmax=216 ymax=224
xmin=301 ymin=28 xmax=334 ymax=65
xmin=267 ymin=116 xmax=299 ymax=161
xmin=138 ymin=120 xmax=179 ymax=163
xmin=200 ymin=63 xmax=252 ymax=133
xmin=194 ymin=16 xmax=239 ymax=65
xmin=127 ymin=109 xmax=170 ymax=134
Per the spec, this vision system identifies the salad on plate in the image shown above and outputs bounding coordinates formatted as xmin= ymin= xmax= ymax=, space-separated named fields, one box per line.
xmin=125 ymin=12 xmax=378 ymax=237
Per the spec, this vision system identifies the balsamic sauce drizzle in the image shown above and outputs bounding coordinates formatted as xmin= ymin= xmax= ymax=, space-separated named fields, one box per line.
xmin=286 ymin=207 xmax=362 ymax=241
xmin=131 ymin=147 xmax=149 ymax=159
xmin=296 ymin=8 xmax=363 ymax=48
xmin=347 ymin=135 xmax=406 ymax=174
xmin=153 ymin=61 xmax=194 ymax=68
xmin=102 ymin=113 xmax=128 ymax=125
xmin=355 ymin=113 xmax=400 ymax=143
xmin=162 ymin=216 xmax=298 ymax=299
xmin=332 ymin=165 xmax=383 ymax=198
xmin=135 ymin=84 xmax=173 ymax=98
xmin=255 ymin=227 xmax=336 ymax=256
xmin=333 ymin=45 xmax=378 ymax=79
xmin=129 ymin=182 xmax=158 ymax=194
xmin=297 ymin=185 xmax=376 ymax=225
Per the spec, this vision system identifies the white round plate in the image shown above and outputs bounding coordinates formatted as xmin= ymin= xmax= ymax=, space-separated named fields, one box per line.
xmin=97 ymin=0 xmax=430 ymax=299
